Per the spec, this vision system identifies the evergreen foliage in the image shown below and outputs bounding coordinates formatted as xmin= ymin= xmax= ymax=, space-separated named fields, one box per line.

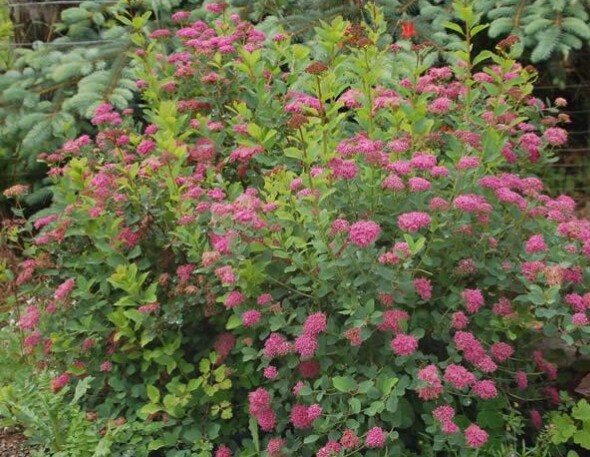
xmin=245 ymin=0 xmax=590 ymax=63
xmin=0 ymin=0 xmax=202 ymax=209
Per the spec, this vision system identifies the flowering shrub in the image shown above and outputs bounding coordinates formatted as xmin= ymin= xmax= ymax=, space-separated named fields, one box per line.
xmin=11 ymin=2 xmax=590 ymax=456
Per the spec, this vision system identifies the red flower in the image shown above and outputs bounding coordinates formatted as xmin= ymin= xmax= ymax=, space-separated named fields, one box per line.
xmin=400 ymin=21 xmax=417 ymax=40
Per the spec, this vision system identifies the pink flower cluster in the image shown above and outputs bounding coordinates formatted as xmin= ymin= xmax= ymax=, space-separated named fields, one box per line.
xmin=417 ymin=364 xmax=443 ymax=400
xmin=248 ymin=388 xmax=276 ymax=431
xmin=290 ymin=403 xmax=322 ymax=429
xmin=365 ymin=426 xmax=387 ymax=448
xmin=348 ymin=220 xmax=381 ymax=247
xmin=397 ymin=212 xmax=431 ymax=232
xmin=433 ymin=405 xmax=459 ymax=434
xmin=295 ymin=313 xmax=328 ymax=358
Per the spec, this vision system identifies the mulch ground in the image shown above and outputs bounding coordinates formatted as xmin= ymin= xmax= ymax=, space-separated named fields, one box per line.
xmin=0 ymin=429 xmax=31 ymax=457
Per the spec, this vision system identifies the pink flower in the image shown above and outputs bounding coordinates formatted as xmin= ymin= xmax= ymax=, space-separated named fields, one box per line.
xmin=417 ymin=384 xmax=444 ymax=400
xmin=330 ymin=218 xmax=350 ymax=235
xmin=171 ymin=11 xmax=190 ymax=22
xmin=408 ymin=177 xmax=431 ymax=192
xmin=490 ymin=342 xmax=514 ymax=362
xmin=264 ymin=333 xmax=292 ymax=358
xmin=430 ymin=166 xmax=449 ymax=177
xmin=307 ymin=404 xmax=323 ymax=420
xmin=264 ymin=366 xmax=279 ymax=379
xmin=429 ymin=197 xmax=449 ymax=210
xmin=433 ymin=405 xmax=460 ymax=433
xmin=390 ymin=334 xmax=419 ymax=356
xmin=382 ymin=174 xmax=405 ymax=191
xmin=329 ymin=158 xmax=358 ymax=180
xmin=417 ymin=365 xmax=443 ymax=400
xmin=492 ymin=297 xmax=513 ymax=316
xmin=340 ymin=429 xmax=360 ymax=448
xmin=54 ymin=278 xmax=75 ymax=301
xmin=413 ymin=278 xmax=432 ymax=300
xmin=530 ymin=409 xmax=543 ymax=429
xmin=525 ymin=234 xmax=547 ymax=254
xmin=451 ymin=312 xmax=469 ymax=329
xmin=418 ymin=365 xmax=440 ymax=385
xmin=316 ymin=440 xmax=341 ymax=457
xmin=202 ymin=251 xmax=221 ymax=267
xmin=100 ymin=361 xmax=113 ymax=372
xmin=572 ymin=313 xmax=589 ymax=326
xmin=18 ymin=306 xmax=40 ymax=330
xmin=515 ymin=371 xmax=528 ymax=390
xmin=299 ymin=360 xmax=321 ymax=378
xmin=349 ymin=220 xmax=381 ymax=247
xmin=345 ymin=327 xmax=363 ymax=346
xmin=457 ymin=156 xmax=480 ymax=169
xmin=266 ymin=437 xmax=285 ymax=457
xmin=214 ymin=333 xmax=235 ymax=364
xmin=215 ymin=266 xmax=236 ymax=285
xmin=428 ymin=96 xmax=453 ymax=114
xmin=249 ymin=388 xmax=271 ymax=415
xmin=295 ymin=334 xmax=318 ymax=358
xmin=257 ymin=408 xmax=277 ymax=431
xmin=398 ymin=212 xmax=431 ymax=232
xmin=257 ymin=293 xmax=273 ymax=305
xmin=433 ymin=405 xmax=455 ymax=422
xmin=444 ymin=364 xmax=476 ymax=389
xmin=476 ymin=356 xmax=498 ymax=373
xmin=23 ymin=331 xmax=42 ymax=349
xmin=206 ymin=2 xmax=229 ymax=14
xmin=365 ymin=426 xmax=387 ymax=448
xmin=462 ymin=289 xmax=484 ymax=313
xmin=464 ymin=424 xmax=489 ymax=448
xmin=290 ymin=404 xmax=314 ymax=429
xmin=51 ymin=373 xmax=70 ymax=393
xmin=471 ymin=380 xmax=498 ymax=399
xmin=137 ymin=139 xmax=156 ymax=156
xmin=242 ymin=309 xmax=262 ymax=327
xmin=410 ymin=152 xmax=437 ymax=169
xmin=441 ymin=421 xmax=460 ymax=434
xmin=453 ymin=194 xmax=492 ymax=213
xmin=215 ymin=445 xmax=232 ymax=457
xmin=339 ymin=89 xmax=363 ymax=108
xmin=303 ymin=313 xmax=327 ymax=335
xmin=378 ymin=309 xmax=409 ymax=333
xmin=544 ymin=127 xmax=567 ymax=146
xmin=224 ymin=290 xmax=245 ymax=309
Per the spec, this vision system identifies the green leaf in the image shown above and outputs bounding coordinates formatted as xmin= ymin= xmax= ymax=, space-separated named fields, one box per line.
xmin=304 ymin=434 xmax=319 ymax=444
xmin=226 ymin=314 xmax=242 ymax=330
xmin=138 ymin=403 xmax=161 ymax=419
xmin=573 ymin=425 xmax=590 ymax=449
xmin=146 ymin=385 xmax=160 ymax=404
xmin=551 ymin=413 xmax=577 ymax=445
xmin=348 ymin=397 xmax=362 ymax=414
xmin=332 ymin=376 xmax=357 ymax=393
xmin=71 ymin=376 xmax=94 ymax=405
xmin=443 ymin=21 xmax=464 ymax=35
xmin=366 ymin=400 xmax=384 ymax=416
xmin=249 ymin=416 xmax=260 ymax=452
xmin=572 ymin=400 xmax=590 ymax=423
xmin=381 ymin=377 xmax=398 ymax=396
xmin=147 ymin=439 xmax=166 ymax=451
xmin=470 ymin=24 xmax=489 ymax=37
xmin=473 ymin=50 xmax=494 ymax=66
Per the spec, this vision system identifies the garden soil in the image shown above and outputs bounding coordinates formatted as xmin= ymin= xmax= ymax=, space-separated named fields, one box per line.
xmin=0 ymin=429 xmax=30 ymax=457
